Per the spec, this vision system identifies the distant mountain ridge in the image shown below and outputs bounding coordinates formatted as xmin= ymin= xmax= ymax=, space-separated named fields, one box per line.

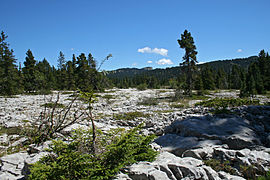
xmin=107 ymin=56 xmax=258 ymax=79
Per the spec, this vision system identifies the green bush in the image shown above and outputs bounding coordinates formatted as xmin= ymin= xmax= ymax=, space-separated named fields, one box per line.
xmin=41 ymin=102 xmax=65 ymax=108
xmin=137 ymin=97 xmax=158 ymax=106
xmin=28 ymin=124 xmax=158 ymax=180
xmin=204 ymin=159 xmax=237 ymax=175
xmin=195 ymin=98 xmax=260 ymax=108
xmin=113 ymin=111 xmax=150 ymax=120
xmin=258 ymin=171 xmax=270 ymax=180
xmin=169 ymin=103 xmax=185 ymax=109
xmin=137 ymin=83 xmax=147 ymax=91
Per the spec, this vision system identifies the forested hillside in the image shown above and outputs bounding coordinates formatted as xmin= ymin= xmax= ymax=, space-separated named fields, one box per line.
xmin=107 ymin=55 xmax=260 ymax=90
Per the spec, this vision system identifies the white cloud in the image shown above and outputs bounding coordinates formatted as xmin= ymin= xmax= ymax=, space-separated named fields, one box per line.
xmin=138 ymin=47 xmax=152 ymax=54
xmin=138 ymin=47 xmax=168 ymax=56
xmin=147 ymin=60 xmax=153 ymax=63
xmin=71 ymin=48 xmax=74 ymax=51
xmin=237 ymin=49 xmax=243 ymax=53
xmin=156 ymin=58 xmax=173 ymax=65
xmin=152 ymin=48 xmax=168 ymax=56
xmin=132 ymin=63 xmax=137 ymax=66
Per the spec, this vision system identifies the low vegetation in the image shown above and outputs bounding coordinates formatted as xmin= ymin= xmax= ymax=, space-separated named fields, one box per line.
xmin=195 ymin=97 xmax=260 ymax=108
xmin=41 ymin=102 xmax=65 ymax=108
xmin=203 ymin=159 xmax=237 ymax=175
xmin=113 ymin=111 xmax=150 ymax=120
xmin=28 ymin=124 xmax=158 ymax=180
xmin=137 ymin=97 xmax=159 ymax=106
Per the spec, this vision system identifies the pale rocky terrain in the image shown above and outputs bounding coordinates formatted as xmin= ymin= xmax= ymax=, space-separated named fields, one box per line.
xmin=0 ymin=89 xmax=269 ymax=179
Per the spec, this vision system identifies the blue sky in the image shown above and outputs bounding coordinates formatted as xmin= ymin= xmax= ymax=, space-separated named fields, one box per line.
xmin=1 ymin=0 xmax=270 ymax=70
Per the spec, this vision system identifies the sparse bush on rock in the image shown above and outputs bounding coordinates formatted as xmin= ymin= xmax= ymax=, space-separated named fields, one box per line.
xmin=28 ymin=124 xmax=157 ymax=180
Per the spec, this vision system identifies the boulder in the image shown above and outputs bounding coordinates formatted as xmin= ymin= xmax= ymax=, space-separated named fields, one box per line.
xmin=155 ymin=134 xmax=221 ymax=157
xmin=165 ymin=115 xmax=261 ymax=149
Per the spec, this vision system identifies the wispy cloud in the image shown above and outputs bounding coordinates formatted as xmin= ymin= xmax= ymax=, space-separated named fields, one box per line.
xmin=138 ymin=47 xmax=168 ymax=56
xmin=147 ymin=60 xmax=153 ymax=63
xmin=132 ymin=62 xmax=137 ymax=66
xmin=71 ymin=48 xmax=74 ymax=51
xmin=156 ymin=58 xmax=173 ymax=65
xmin=237 ymin=49 xmax=243 ymax=53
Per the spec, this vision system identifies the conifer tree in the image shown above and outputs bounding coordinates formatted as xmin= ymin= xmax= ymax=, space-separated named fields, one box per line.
xmin=216 ymin=68 xmax=228 ymax=89
xmin=230 ymin=65 xmax=242 ymax=89
xmin=177 ymin=30 xmax=198 ymax=96
xmin=0 ymin=31 xmax=21 ymax=95
xmin=76 ymin=53 xmax=91 ymax=91
xmin=57 ymin=51 xmax=67 ymax=90
xmin=23 ymin=49 xmax=37 ymax=93
xmin=36 ymin=58 xmax=53 ymax=93
xmin=66 ymin=61 xmax=76 ymax=90
xmin=202 ymin=65 xmax=215 ymax=90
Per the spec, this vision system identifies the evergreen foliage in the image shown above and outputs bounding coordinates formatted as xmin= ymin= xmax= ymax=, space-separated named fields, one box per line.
xmin=177 ymin=30 xmax=198 ymax=95
xmin=22 ymin=49 xmax=38 ymax=93
xmin=0 ymin=31 xmax=22 ymax=95
xmin=28 ymin=124 xmax=157 ymax=180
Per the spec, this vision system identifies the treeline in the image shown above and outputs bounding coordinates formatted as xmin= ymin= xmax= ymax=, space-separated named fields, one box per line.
xmin=0 ymin=31 xmax=110 ymax=96
xmin=109 ymin=50 xmax=270 ymax=97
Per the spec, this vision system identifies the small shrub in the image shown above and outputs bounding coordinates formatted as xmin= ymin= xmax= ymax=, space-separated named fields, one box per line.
xmin=41 ymin=102 xmax=65 ymax=108
xmin=195 ymin=98 xmax=260 ymax=108
xmin=240 ymin=165 xmax=257 ymax=179
xmin=113 ymin=111 xmax=150 ymax=120
xmin=170 ymin=103 xmax=185 ymax=109
xmin=28 ymin=124 xmax=158 ymax=180
xmin=258 ymin=171 xmax=270 ymax=180
xmin=138 ymin=97 xmax=158 ymax=106
xmin=0 ymin=126 xmax=22 ymax=135
xmin=204 ymin=159 xmax=237 ymax=175
xmin=102 ymin=94 xmax=115 ymax=99
xmin=137 ymin=83 xmax=147 ymax=91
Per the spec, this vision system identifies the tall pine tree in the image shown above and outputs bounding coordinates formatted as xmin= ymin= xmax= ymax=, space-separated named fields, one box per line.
xmin=177 ymin=30 xmax=198 ymax=96
xmin=22 ymin=49 xmax=37 ymax=93
xmin=0 ymin=31 xmax=21 ymax=95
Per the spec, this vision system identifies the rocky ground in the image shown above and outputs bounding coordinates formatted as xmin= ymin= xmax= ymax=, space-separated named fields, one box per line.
xmin=0 ymin=89 xmax=269 ymax=179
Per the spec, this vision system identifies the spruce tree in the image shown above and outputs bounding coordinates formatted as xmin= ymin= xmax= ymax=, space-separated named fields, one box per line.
xmin=66 ymin=61 xmax=76 ymax=90
xmin=216 ymin=68 xmax=228 ymax=89
xmin=202 ymin=65 xmax=215 ymax=90
xmin=230 ymin=65 xmax=242 ymax=89
xmin=57 ymin=51 xmax=67 ymax=90
xmin=177 ymin=30 xmax=198 ymax=96
xmin=76 ymin=53 xmax=91 ymax=91
xmin=0 ymin=31 xmax=21 ymax=95
xmin=23 ymin=49 xmax=37 ymax=93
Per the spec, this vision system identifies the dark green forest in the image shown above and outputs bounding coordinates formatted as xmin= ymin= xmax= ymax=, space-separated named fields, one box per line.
xmin=108 ymin=54 xmax=270 ymax=97
xmin=0 ymin=31 xmax=112 ymax=95
xmin=1 ymin=30 xmax=270 ymax=97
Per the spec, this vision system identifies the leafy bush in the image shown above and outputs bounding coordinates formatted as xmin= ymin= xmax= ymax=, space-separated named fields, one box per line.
xmin=113 ymin=111 xmax=150 ymax=120
xmin=28 ymin=124 xmax=158 ymax=180
xmin=195 ymin=98 xmax=260 ymax=108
